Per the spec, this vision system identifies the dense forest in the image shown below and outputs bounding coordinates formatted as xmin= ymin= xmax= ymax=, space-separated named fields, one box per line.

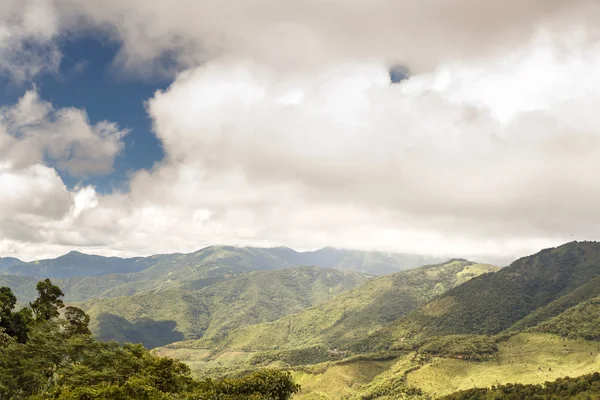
xmin=442 ymin=372 xmax=600 ymax=399
xmin=0 ymin=280 xmax=299 ymax=400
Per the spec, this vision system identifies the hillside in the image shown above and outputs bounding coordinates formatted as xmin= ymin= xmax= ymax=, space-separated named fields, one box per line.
xmin=176 ymin=260 xmax=499 ymax=353
xmin=534 ymin=296 xmax=600 ymax=341
xmin=383 ymin=241 xmax=600 ymax=345
xmin=80 ymin=266 xmax=368 ymax=348
xmin=152 ymin=242 xmax=600 ymax=399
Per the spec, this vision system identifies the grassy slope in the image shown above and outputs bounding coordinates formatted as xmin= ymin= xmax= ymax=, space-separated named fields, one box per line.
xmin=254 ymin=333 xmax=600 ymax=399
xmin=169 ymin=260 xmax=498 ymax=353
xmin=406 ymin=333 xmax=600 ymax=398
xmin=80 ymin=266 xmax=368 ymax=348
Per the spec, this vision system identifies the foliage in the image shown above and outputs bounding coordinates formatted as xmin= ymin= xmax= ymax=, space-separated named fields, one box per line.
xmin=507 ymin=274 xmax=600 ymax=333
xmin=387 ymin=242 xmax=600 ymax=343
xmin=80 ymin=266 xmax=367 ymax=348
xmin=534 ymin=297 xmax=600 ymax=340
xmin=0 ymin=281 xmax=300 ymax=400
xmin=250 ymin=346 xmax=348 ymax=367
xmin=417 ymin=335 xmax=498 ymax=361
xmin=441 ymin=372 xmax=600 ymax=400
xmin=30 ymin=279 xmax=65 ymax=321
xmin=203 ymin=260 xmax=498 ymax=353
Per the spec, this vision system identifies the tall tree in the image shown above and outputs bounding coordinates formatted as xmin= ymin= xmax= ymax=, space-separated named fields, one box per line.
xmin=0 ymin=287 xmax=16 ymax=328
xmin=64 ymin=306 xmax=91 ymax=336
xmin=30 ymin=279 xmax=64 ymax=321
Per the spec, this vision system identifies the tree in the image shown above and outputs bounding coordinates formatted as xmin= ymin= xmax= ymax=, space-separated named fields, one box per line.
xmin=64 ymin=306 xmax=91 ymax=337
xmin=0 ymin=287 xmax=16 ymax=328
xmin=30 ymin=279 xmax=64 ymax=321
xmin=0 ymin=287 xmax=32 ymax=343
xmin=0 ymin=281 xmax=302 ymax=400
xmin=9 ymin=307 xmax=33 ymax=343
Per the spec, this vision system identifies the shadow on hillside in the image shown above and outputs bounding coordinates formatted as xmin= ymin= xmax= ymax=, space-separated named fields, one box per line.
xmin=94 ymin=313 xmax=184 ymax=349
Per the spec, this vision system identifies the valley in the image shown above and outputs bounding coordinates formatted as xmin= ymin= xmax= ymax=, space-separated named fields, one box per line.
xmin=2 ymin=241 xmax=600 ymax=399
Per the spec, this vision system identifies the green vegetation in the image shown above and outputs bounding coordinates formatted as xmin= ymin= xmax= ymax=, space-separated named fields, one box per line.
xmin=441 ymin=372 xmax=600 ymax=399
xmin=418 ymin=335 xmax=498 ymax=361
xmin=385 ymin=241 xmax=600 ymax=346
xmin=1 ymin=246 xmax=441 ymax=303
xmin=201 ymin=260 xmax=498 ymax=353
xmin=406 ymin=333 xmax=600 ymax=397
xmin=0 ymin=280 xmax=299 ymax=400
xmin=80 ymin=266 xmax=367 ymax=348
xmin=9 ymin=241 xmax=600 ymax=399
xmin=535 ymin=297 xmax=600 ymax=341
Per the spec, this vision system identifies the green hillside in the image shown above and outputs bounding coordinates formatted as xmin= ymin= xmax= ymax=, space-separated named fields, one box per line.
xmin=176 ymin=260 xmax=498 ymax=353
xmin=507 ymin=274 xmax=600 ymax=333
xmin=383 ymin=241 xmax=600 ymax=346
xmin=152 ymin=241 xmax=600 ymax=399
xmin=534 ymin=296 xmax=600 ymax=341
xmin=1 ymin=246 xmax=445 ymax=303
xmin=80 ymin=266 xmax=368 ymax=348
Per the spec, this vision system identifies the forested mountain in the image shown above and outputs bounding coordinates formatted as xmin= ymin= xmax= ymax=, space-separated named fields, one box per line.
xmin=0 ymin=246 xmax=445 ymax=302
xmin=7 ymin=241 xmax=600 ymax=400
xmin=170 ymin=260 xmax=498 ymax=352
xmin=79 ymin=266 xmax=368 ymax=348
xmin=148 ymin=241 xmax=600 ymax=400
xmin=381 ymin=241 xmax=600 ymax=346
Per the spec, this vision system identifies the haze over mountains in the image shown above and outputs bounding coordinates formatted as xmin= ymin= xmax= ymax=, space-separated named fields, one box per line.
xmin=0 ymin=246 xmax=447 ymax=279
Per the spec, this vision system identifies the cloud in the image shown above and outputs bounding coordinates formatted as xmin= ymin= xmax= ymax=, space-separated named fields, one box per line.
xmin=113 ymin=34 xmax=600 ymax=260
xmin=0 ymin=0 xmax=61 ymax=80
xmin=0 ymin=90 xmax=128 ymax=177
xmin=48 ymin=0 xmax=600 ymax=76
xmin=3 ymin=0 xmax=600 ymax=262
xmin=0 ymin=92 xmax=127 ymax=260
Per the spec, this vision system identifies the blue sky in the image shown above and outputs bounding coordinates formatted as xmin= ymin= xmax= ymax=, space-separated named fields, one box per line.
xmin=0 ymin=35 xmax=166 ymax=193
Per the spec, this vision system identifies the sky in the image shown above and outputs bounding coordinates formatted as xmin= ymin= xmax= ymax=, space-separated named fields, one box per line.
xmin=1 ymin=0 xmax=600 ymax=263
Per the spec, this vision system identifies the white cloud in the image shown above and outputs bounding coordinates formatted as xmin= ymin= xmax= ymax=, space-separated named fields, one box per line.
xmin=0 ymin=92 xmax=126 ymax=260
xmin=3 ymin=0 xmax=600 ymax=263
xmin=0 ymin=90 xmax=128 ymax=177
xmin=0 ymin=0 xmax=61 ymax=80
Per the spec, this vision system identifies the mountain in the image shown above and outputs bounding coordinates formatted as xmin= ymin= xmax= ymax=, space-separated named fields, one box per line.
xmin=79 ymin=266 xmax=369 ymax=348
xmin=0 ymin=245 xmax=445 ymax=280
xmin=0 ymin=246 xmax=447 ymax=302
xmin=533 ymin=296 xmax=600 ymax=341
xmin=0 ymin=251 xmax=168 ymax=278
xmin=382 ymin=241 xmax=600 ymax=346
xmin=0 ymin=257 xmax=24 ymax=269
xmin=290 ymin=247 xmax=447 ymax=275
xmin=175 ymin=259 xmax=498 ymax=353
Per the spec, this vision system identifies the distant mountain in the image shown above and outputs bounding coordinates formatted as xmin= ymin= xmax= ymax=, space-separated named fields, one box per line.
xmin=0 ymin=257 xmax=24 ymax=269
xmin=79 ymin=266 xmax=369 ymax=348
xmin=0 ymin=251 xmax=168 ymax=278
xmin=295 ymin=247 xmax=446 ymax=275
xmin=0 ymin=245 xmax=445 ymax=279
xmin=179 ymin=259 xmax=499 ymax=352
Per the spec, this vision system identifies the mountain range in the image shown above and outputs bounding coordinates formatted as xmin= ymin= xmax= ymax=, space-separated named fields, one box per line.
xmin=0 ymin=246 xmax=447 ymax=279
xmin=150 ymin=241 xmax=600 ymax=399
xmin=3 ymin=241 xmax=600 ymax=399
